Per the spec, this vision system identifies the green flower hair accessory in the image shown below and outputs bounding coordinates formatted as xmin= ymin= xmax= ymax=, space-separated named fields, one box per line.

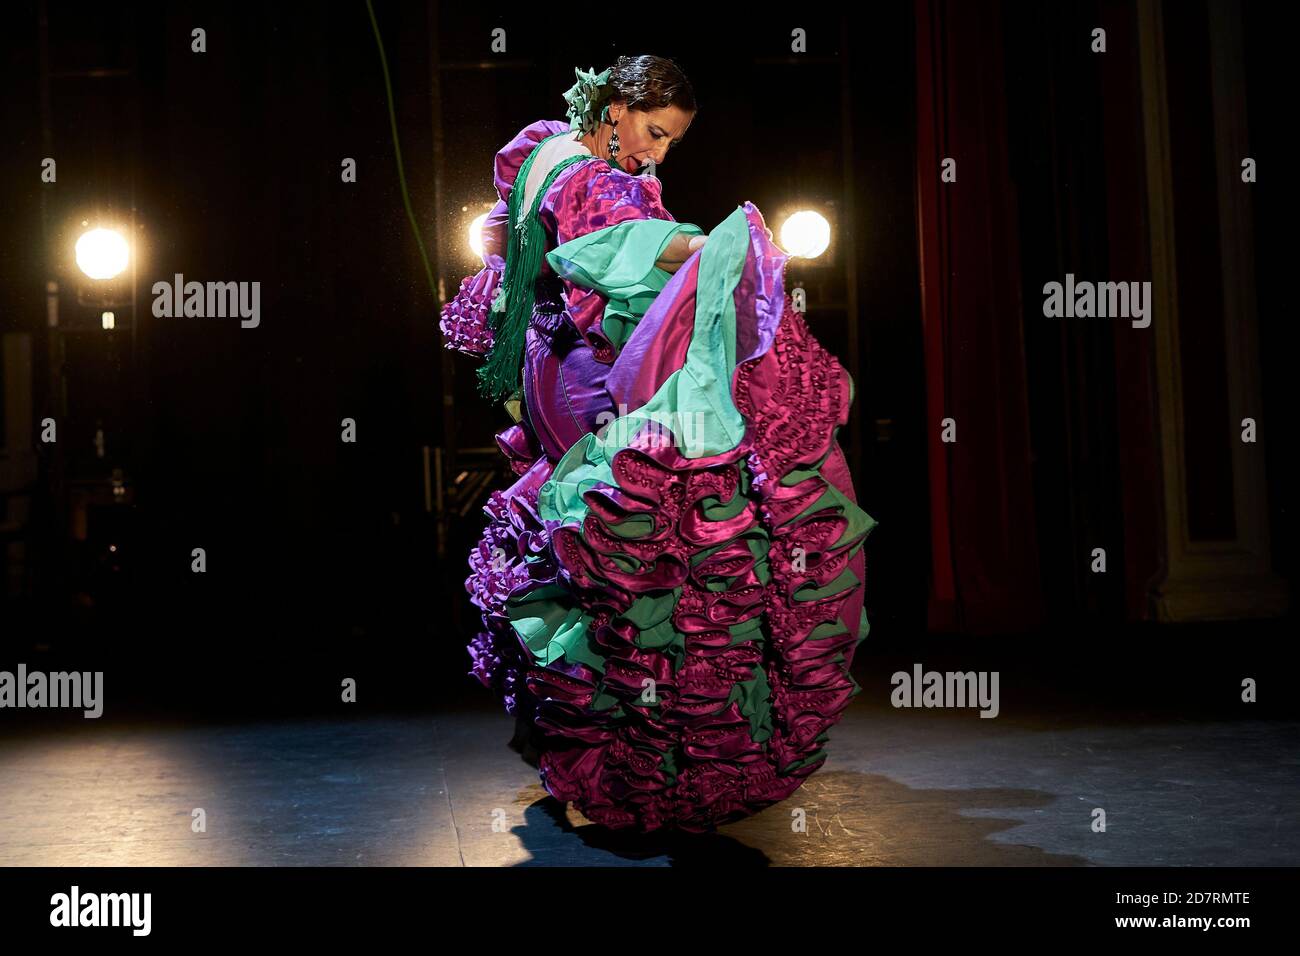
xmin=562 ymin=65 xmax=615 ymax=136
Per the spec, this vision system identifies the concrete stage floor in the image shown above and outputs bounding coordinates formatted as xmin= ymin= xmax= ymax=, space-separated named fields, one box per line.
xmin=2 ymin=700 xmax=1298 ymax=866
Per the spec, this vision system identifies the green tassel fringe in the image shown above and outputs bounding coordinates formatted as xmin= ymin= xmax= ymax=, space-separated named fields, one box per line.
xmin=476 ymin=133 xmax=593 ymax=404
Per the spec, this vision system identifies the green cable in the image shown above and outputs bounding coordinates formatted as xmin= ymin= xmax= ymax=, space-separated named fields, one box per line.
xmin=364 ymin=0 xmax=438 ymax=300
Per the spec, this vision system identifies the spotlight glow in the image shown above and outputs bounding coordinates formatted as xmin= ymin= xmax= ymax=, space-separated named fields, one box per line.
xmin=779 ymin=210 xmax=831 ymax=259
xmin=468 ymin=213 xmax=489 ymax=260
xmin=75 ymin=227 xmax=130 ymax=280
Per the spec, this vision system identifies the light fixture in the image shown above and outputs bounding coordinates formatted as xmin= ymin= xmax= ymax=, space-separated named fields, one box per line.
xmin=467 ymin=212 xmax=489 ymax=260
xmin=779 ymin=210 xmax=831 ymax=259
xmin=75 ymin=227 xmax=130 ymax=280
xmin=101 ymin=311 xmax=115 ymax=330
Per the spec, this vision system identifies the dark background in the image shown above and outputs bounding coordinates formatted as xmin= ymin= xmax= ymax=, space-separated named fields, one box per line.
xmin=0 ymin=0 xmax=1292 ymax=725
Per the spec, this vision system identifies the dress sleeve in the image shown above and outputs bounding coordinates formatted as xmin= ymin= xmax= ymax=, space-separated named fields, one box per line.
xmin=481 ymin=198 xmax=509 ymax=273
xmin=439 ymin=264 xmax=500 ymax=357
xmin=440 ymin=120 xmax=570 ymax=357
xmin=439 ymin=201 xmax=507 ymax=358
xmin=552 ymin=164 xmax=675 ymax=241
xmin=545 ymin=164 xmax=704 ymax=361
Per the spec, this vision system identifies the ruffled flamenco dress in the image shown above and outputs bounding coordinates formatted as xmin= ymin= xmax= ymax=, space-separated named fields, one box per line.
xmin=440 ymin=119 xmax=876 ymax=833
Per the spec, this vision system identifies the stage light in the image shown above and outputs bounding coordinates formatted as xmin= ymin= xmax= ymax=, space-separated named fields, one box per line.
xmin=75 ymin=227 xmax=130 ymax=280
xmin=780 ymin=210 xmax=831 ymax=259
xmin=468 ymin=213 xmax=489 ymax=260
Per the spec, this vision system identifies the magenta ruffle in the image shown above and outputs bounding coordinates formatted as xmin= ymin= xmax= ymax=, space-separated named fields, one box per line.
xmin=495 ymin=420 xmax=542 ymax=477
xmin=549 ymin=164 xmax=677 ymax=364
xmin=463 ymin=294 xmax=871 ymax=832
xmin=465 ymin=458 xmax=557 ymax=718
xmin=439 ymin=267 xmax=500 ymax=357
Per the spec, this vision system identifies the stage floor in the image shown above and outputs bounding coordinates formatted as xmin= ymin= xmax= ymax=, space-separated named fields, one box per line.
xmin=2 ymin=701 xmax=1298 ymax=866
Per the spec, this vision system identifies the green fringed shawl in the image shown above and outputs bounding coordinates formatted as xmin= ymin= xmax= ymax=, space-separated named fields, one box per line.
xmin=476 ymin=132 xmax=604 ymax=403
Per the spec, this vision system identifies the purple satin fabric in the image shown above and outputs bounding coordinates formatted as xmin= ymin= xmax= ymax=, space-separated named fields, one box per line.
xmin=488 ymin=120 xmax=681 ymax=462
xmin=547 ymin=167 xmax=675 ymax=362
xmin=481 ymin=119 xmax=570 ymax=272
xmin=457 ymin=121 xmax=870 ymax=833
xmin=464 ymin=122 xmax=787 ymax=462
xmin=605 ymin=254 xmax=700 ymax=413
xmin=523 ymin=300 xmax=617 ymax=462
xmin=606 ymin=201 xmax=787 ymax=413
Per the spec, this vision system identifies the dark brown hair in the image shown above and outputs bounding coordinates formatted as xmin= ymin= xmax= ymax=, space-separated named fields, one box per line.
xmin=607 ymin=55 xmax=697 ymax=114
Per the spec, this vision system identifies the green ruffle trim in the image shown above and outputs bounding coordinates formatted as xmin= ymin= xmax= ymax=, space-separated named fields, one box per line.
xmin=539 ymin=205 xmax=752 ymax=531
xmin=506 ymin=582 xmax=606 ymax=673
xmin=505 ymin=204 xmax=875 ymax=778
xmin=547 ymin=217 xmax=704 ymax=354
xmin=505 ymin=438 xmax=873 ymax=761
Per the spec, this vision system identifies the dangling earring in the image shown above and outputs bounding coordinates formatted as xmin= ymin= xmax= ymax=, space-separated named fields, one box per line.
xmin=607 ymin=115 xmax=620 ymax=160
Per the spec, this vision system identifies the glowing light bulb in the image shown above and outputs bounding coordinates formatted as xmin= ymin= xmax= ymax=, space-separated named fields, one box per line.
xmin=75 ymin=227 xmax=130 ymax=280
xmin=779 ymin=210 xmax=831 ymax=259
xmin=468 ymin=213 xmax=489 ymax=260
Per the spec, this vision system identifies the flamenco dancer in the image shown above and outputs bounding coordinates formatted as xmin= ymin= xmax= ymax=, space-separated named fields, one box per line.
xmin=440 ymin=55 xmax=876 ymax=833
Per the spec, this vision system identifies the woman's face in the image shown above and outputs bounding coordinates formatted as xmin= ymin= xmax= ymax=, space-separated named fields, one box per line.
xmin=608 ymin=101 xmax=693 ymax=174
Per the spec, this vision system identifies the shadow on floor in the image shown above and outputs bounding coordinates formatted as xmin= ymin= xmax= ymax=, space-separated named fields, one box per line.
xmin=510 ymin=770 xmax=1091 ymax=866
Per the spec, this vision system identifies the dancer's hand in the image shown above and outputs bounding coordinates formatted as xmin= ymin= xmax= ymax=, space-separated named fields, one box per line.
xmin=657 ymin=232 xmax=708 ymax=273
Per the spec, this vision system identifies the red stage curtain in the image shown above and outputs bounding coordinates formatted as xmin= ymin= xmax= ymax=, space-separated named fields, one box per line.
xmin=914 ymin=0 xmax=1044 ymax=634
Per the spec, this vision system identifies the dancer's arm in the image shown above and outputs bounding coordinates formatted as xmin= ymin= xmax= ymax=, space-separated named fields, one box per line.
xmin=655 ymin=232 xmax=708 ymax=273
